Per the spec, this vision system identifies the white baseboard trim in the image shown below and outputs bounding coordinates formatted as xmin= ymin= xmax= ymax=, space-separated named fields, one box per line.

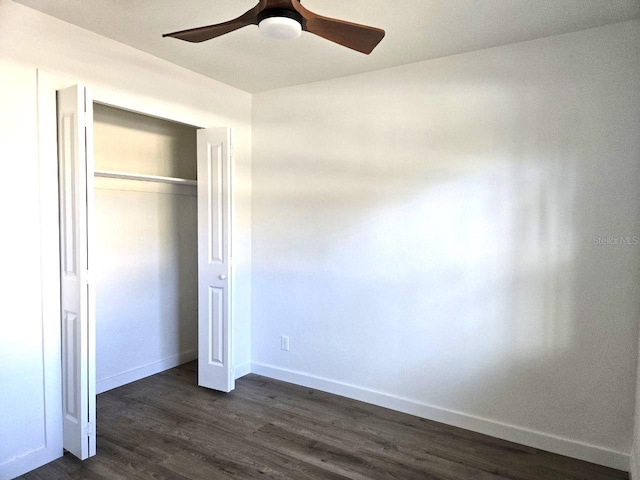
xmin=250 ymin=362 xmax=629 ymax=472
xmin=234 ymin=362 xmax=252 ymax=380
xmin=0 ymin=445 xmax=62 ymax=480
xmin=97 ymin=350 xmax=197 ymax=394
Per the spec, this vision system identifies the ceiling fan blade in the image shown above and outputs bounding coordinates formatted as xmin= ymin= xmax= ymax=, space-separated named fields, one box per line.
xmin=295 ymin=4 xmax=385 ymax=54
xmin=163 ymin=4 xmax=262 ymax=43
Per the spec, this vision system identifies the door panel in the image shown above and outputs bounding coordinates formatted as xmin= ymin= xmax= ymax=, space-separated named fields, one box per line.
xmin=197 ymin=128 xmax=233 ymax=392
xmin=57 ymin=85 xmax=96 ymax=460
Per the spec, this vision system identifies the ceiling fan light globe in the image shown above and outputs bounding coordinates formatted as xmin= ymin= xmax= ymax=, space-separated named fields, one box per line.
xmin=259 ymin=17 xmax=302 ymax=40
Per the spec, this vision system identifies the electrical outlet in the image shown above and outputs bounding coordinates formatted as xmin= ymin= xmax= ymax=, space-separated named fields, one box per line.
xmin=281 ymin=335 xmax=290 ymax=351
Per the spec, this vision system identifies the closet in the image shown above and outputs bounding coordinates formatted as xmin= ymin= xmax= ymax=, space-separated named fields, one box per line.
xmin=92 ymin=104 xmax=198 ymax=394
xmin=56 ymin=84 xmax=234 ymax=460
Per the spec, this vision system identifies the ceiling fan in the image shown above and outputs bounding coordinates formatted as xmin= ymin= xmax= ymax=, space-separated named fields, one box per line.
xmin=163 ymin=0 xmax=385 ymax=55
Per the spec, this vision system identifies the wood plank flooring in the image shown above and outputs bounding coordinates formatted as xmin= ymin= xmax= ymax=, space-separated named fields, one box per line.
xmin=19 ymin=362 xmax=628 ymax=480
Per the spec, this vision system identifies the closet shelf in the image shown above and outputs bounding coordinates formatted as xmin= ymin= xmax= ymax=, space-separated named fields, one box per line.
xmin=94 ymin=169 xmax=197 ymax=187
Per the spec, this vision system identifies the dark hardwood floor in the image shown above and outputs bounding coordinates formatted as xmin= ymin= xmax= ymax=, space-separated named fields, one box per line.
xmin=19 ymin=362 xmax=628 ymax=480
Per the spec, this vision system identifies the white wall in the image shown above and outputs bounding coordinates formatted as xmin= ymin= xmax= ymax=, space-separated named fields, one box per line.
xmin=93 ymin=105 xmax=199 ymax=393
xmin=0 ymin=0 xmax=251 ymax=477
xmin=0 ymin=59 xmax=63 ymax=480
xmin=252 ymin=20 xmax=640 ymax=470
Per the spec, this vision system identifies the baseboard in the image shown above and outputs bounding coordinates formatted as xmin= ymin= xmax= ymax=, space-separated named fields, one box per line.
xmin=0 ymin=445 xmax=62 ymax=480
xmin=631 ymin=450 xmax=638 ymax=479
xmin=234 ymin=362 xmax=252 ymax=380
xmin=250 ymin=362 xmax=629 ymax=472
xmin=97 ymin=350 xmax=197 ymax=394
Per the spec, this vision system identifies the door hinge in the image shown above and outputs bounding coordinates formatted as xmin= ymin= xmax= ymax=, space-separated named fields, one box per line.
xmin=84 ymin=421 xmax=95 ymax=438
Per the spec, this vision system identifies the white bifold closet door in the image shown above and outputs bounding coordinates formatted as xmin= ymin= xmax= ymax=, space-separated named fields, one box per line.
xmin=57 ymin=84 xmax=96 ymax=460
xmin=57 ymin=89 xmax=234 ymax=459
xmin=197 ymin=128 xmax=234 ymax=393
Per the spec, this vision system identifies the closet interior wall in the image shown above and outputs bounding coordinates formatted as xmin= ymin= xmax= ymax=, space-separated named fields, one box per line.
xmin=93 ymin=103 xmax=199 ymax=393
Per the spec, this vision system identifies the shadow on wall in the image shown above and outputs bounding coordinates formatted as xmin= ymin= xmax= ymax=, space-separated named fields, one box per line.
xmin=254 ymin=151 xmax=577 ymax=352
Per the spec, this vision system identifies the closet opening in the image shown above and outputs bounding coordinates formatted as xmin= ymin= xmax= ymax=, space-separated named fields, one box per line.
xmin=92 ymin=103 xmax=199 ymax=395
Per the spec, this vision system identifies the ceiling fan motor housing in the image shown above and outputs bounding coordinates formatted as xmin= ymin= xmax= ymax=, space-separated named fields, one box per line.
xmin=258 ymin=8 xmax=305 ymax=40
xmin=257 ymin=8 xmax=304 ymax=26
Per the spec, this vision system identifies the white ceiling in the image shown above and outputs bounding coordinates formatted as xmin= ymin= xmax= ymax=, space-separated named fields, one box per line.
xmin=14 ymin=0 xmax=640 ymax=93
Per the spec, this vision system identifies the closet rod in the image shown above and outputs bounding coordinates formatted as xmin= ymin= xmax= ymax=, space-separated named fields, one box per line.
xmin=94 ymin=169 xmax=197 ymax=187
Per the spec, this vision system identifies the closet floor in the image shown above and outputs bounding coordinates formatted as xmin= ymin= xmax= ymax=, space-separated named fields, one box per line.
xmin=19 ymin=362 xmax=627 ymax=480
